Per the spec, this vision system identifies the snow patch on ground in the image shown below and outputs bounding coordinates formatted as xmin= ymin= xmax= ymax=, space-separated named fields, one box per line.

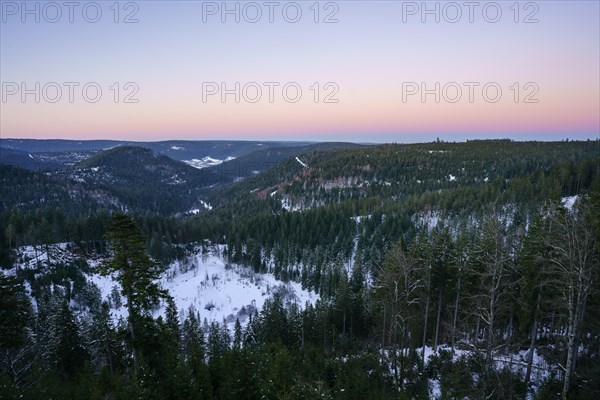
xmin=429 ymin=378 xmax=441 ymax=399
xmin=170 ymin=146 xmax=184 ymax=151
xmin=186 ymin=202 xmax=213 ymax=215
xmin=414 ymin=211 xmax=441 ymax=232
xmin=561 ymin=195 xmax=579 ymax=210
xmin=89 ymin=248 xmax=318 ymax=326
xmin=183 ymin=156 xmax=236 ymax=170
xmin=413 ymin=344 xmax=554 ymax=397
xmin=351 ymin=215 xmax=372 ymax=224
xmin=159 ymin=252 xmax=317 ymax=324
xmin=11 ymin=244 xmax=318 ymax=329
xmin=200 ymin=200 xmax=213 ymax=211
xmin=281 ymin=197 xmax=301 ymax=212
xmin=295 ymin=157 xmax=307 ymax=168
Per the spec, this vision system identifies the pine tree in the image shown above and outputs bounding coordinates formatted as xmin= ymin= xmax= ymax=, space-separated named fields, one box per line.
xmin=181 ymin=310 xmax=211 ymax=398
xmin=165 ymin=296 xmax=180 ymax=346
xmin=233 ymin=318 xmax=243 ymax=350
xmin=100 ymin=212 xmax=168 ymax=369
xmin=0 ymin=274 xmax=32 ymax=349
xmin=0 ymin=274 xmax=34 ymax=389
xmin=47 ymin=300 xmax=89 ymax=377
xmin=88 ymin=301 xmax=121 ymax=374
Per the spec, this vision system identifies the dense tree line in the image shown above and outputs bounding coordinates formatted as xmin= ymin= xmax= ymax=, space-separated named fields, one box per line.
xmin=1 ymin=191 xmax=599 ymax=399
xmin=1 ymin=140 xmax=599 ymax=398
xmin=0 ymin=207 xmax=194 ymax=268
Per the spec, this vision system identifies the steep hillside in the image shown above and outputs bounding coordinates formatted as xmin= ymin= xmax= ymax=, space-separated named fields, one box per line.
xmin=0 ymin=164 xmax=105 ymax=212
xmin=0 ymin=139 xmax=312 ymax=168
xmin=71 ymin=146 xmax=219 ymax=214
xmin=0 ymin=147 xmax=64 ymax=171
xmin=204 ymin=141 xmax=363 ymax=185
xmin=184 ymin=140 xmax=600 ymax=292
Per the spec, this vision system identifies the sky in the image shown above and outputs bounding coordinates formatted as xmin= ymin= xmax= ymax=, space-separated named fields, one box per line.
xmin=1 ymin=0 xmax=599 ymax=142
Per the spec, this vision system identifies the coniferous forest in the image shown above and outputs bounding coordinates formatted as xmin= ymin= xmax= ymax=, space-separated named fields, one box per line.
xmin=1 ymin=140 xmax=599 ymax=399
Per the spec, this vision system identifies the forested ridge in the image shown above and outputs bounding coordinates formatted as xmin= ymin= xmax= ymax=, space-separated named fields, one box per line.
xmin=1 ymin=140 xmax=599 ymax=399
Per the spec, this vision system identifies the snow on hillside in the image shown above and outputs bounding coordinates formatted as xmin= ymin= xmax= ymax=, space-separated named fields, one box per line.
xmin=199 ymin=200 xmax=213 ymax=211
xmin=561 ymin=195 xmax=579 ymax=210
xmin=186 ymin=201 xmax=213 ymax=215
xmin=92 ymin=249 xmax=318 ymax=325
xmin=167 ymin=252 xmax=316 ymax=322
xmin=413 ymin=211 xmax=441 ymax=232
xmin=10 ymin=243 xmax=318 ymax=327
xmin=295 ymin=157 xmax=307 ymax=168
xmin=379 ymin=344 xmax=554 ymax=400
xmin=281 ymin=197 xmax=302 ymax=212
xmin=184 ymin=156 xmax=236 ymax=170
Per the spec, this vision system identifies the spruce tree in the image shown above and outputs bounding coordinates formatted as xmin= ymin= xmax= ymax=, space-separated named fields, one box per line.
xmin=47 ymin=300 xmax=89 ymax=377
xmin=100 ymin=212 xmax=168 ymax=369
xmin=0 ymin=274 xmax=31 ymax=349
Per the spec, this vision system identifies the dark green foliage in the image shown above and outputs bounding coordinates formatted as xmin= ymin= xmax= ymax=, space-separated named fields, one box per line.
xmin=47 ymin=301 xmax=89 ymax=377
xmin=2 ymin=140 xmax=600 ymax=398
xmin=75 ymin=146 xmax=223 ymax=214
xmin=0 ymin=274 xmax=32 ymax=349
xmin=101 ymin=213 xmax=167 ymax=317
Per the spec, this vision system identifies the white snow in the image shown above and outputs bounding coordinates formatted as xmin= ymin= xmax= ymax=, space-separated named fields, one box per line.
xmin=200 ymin=200 xmax=213 ymax=211
xmin=410 ymin=344 xmax=554 ymax=397
xmin=429 ymin=378 xmax=441 ymax=399
xmin=295 ymin=157 xmax=308 ymax=168
xmin=414 ymin=211 xmax=441 ymax=232
xmin=90 ymin=249 xmax=318 ymax=326
xmin=170 ymin=146 xmax=184 ymax=150
xmin=158 ymin=251 xmax=317 ymax=324
xmin=183 ymin=156 xmax=236 ymax=170
xmin=448 ymin=174 xmax=457 ymax=182
xmin=281 ymin=197 xmax=301 ymax=212
xmin=11 ymin=244 xmax=318 ymax=329
xmin=351 ymin=215 xmax=372 ymax=224
xmin=561 ymin=195 xmax=579 ymax=211
xmin=28 ymin=153 xmax=34 ymax=159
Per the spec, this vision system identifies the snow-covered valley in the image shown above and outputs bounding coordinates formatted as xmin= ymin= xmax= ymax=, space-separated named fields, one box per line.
xmin=183 ymin=156 xmax=236 ymax=170
xmin=8 ymin=244 xmax=318 ymax=328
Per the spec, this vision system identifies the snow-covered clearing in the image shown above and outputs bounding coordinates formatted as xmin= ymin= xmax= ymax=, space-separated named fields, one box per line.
xmin=93 ymin=250 xmax=318 ymax=325
xmin=411 ymin=345 xmax=554 ymax=399
xmin=9 ymin=244 xmax=318 ymax=328
xmin=183 ymin=156 xmax=235 ymax=170
xmin=561 ymin=195 xmax=579 ymax=210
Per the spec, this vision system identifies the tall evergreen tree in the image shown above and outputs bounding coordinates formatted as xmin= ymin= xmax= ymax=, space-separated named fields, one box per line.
xmin=100 ymin=212 xmax=168 ymax=369
xmin=47 ymin=300 xmax=89 ymax=377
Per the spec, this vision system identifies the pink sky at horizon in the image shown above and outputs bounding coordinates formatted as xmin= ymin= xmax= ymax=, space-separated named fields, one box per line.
xmin=1 ymin=1 xmax=598 ymax=142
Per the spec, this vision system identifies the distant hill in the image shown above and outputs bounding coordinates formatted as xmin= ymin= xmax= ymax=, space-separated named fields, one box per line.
xmin=70 ymin=146 xmax=220 ymax=214
xmin=0 ymin=164 xmax=105 ymax=212
xmin=1 ymin=141 xmax=366 ymax=215
xmin=0 ymin=147 xmax=63 ymax=171
xmin=204 ymin=142 xmax=364 ymax=181
xmin=0 ymin=139 xmax=312 ymax=166
xmin=202 ymin=140 xmax=600 ymax=220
